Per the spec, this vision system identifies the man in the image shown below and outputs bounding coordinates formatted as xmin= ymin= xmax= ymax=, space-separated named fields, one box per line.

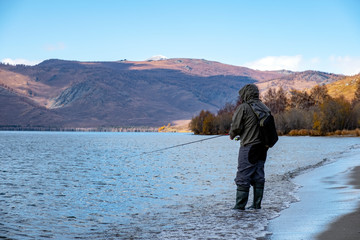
xmin=229 ymin=84 xmax=270 ymax=210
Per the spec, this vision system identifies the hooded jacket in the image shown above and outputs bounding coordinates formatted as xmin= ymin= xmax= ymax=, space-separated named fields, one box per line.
xmin=229 ymin=84 xmax=271 ymax=146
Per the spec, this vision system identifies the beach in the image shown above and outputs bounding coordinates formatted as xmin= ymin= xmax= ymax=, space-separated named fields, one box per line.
xmin=317 ymin=166 xmax=360 ymax=240
xmin=267 ymin=143 xmax=360 ymax=240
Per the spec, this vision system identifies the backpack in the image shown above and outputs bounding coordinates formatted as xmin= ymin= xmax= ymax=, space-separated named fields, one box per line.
xmin=247 ymin=102 xmax=278 ymax=148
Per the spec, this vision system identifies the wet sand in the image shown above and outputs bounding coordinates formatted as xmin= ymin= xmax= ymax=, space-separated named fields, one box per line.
xmin=316 ymin=166 xmax=360 ymax=240
xmin=266 ymin=148 xmax=360 ymax=240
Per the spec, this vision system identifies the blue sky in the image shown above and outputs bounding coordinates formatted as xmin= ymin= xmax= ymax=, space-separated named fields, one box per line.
xmin=1 ymin=0 xmax=359 ymax=75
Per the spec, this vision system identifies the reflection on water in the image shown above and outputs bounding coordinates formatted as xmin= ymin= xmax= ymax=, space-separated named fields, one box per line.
xmin=0 ymin=132 xmax=358 ymax=239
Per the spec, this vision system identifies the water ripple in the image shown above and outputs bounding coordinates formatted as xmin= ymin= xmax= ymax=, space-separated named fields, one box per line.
xmin=0 ymin=132 xmax=358 ymax=239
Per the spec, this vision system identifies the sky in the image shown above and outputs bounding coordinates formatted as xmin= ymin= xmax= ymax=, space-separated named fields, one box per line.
xmin=0 ymin=0 xmax=360 ymax=75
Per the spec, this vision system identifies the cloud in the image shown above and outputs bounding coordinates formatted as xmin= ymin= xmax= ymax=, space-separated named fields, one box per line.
xmin=44 ymin=42 xmax=66 ymax=51
xmin=244 ymin=55 xmax=303 ymax=71
xmin=310 ymin=57 xmax=320 ymax=64
xmin=244 ymin=55 xmax=360 ymax=75
xmin=329 ymin=56 xmax=360 ymax=75
xmin=1 ymin=58 xmax=41 ymax=66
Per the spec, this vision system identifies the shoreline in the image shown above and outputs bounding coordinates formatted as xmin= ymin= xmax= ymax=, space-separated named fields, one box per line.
xmin=0 ymin=126 xmax=159 ymax=132
xmin=265 ymin=146 xmax=360 ymax=240
xmin=0 ymin=119 xmax=192 ymax=133
xmin=316 ymin=166 xmax=360 ymax=240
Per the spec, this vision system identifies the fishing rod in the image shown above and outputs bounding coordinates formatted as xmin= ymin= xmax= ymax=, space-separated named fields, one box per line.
xmin=127 ymin=135 xmax=225 ymax=158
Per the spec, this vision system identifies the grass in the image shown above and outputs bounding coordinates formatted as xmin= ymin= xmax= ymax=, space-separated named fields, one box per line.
xmin=287 ymin=128 xmax=360 ymax=137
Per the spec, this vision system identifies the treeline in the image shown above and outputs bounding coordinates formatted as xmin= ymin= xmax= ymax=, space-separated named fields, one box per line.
xmin=190 ymin=83 xmax=360 ymax=136
xmin=189 ymin=99 xmax=241 ymax=135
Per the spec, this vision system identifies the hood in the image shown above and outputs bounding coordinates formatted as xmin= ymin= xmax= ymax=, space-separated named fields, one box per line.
xmin=238 ymin=84 xmax=260 ymax=102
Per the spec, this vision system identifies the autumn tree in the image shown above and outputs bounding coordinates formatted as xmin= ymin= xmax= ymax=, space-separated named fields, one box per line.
xmin=262 ymin=87 xmax=287 ymax=114
xmin=313 ymin=96 xmax=352 ymax=134
xmin=310 ymin=85 xmax=329 ymax=105
xmin=262 ymin=88 xmax=276 ymax=112
xmin=349 ymin=81 xmax=360 ymax=128
xmin=351 ymin=81 xmax=360 ymax=106
xmin=189 ymin=110 xmax=213 ymax=134
xmin=275 ymin=108 xmax=314 ymax=134
xmin=289 ymin=90 xmax=314 ymax=109
xmin=275 ymin=87 xmax=288 ymax=113
xmin=352 ymin=102 xmax=360 ymax=128
xmin=202 ymin=113 xmax=216 ymax=135
xmin=216 ymin=102 xmax=236 ymax=134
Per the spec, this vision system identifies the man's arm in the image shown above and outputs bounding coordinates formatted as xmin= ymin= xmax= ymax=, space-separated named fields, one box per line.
xmin=229 ymin=105 xmax=244 ymax=140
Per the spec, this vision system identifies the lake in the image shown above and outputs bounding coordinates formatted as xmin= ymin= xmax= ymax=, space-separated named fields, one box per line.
xmin=0 ymin=131 xmax=359 ymax=239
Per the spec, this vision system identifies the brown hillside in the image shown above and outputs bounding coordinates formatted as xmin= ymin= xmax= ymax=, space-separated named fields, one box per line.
xmin=0 ymin=86 xmax=64 ymax=126
xmin=257 ymin=70 xmax=344 ymax=94
xmin=0 ymin=58 xmax=346 ymax=128
xmin=0 ymin=69 xmax=64 ymax=107
xmin=125 ymin=58 xmax=284 ymax=81
xmin=326 ymin=74 xmax=360 ymax=101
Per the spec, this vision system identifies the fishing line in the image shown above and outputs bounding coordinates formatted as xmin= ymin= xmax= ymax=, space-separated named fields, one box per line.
xmin=126 ymin=135 xmax=225 ymax=159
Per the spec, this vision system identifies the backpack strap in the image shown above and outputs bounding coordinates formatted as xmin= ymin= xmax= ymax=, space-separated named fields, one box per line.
xmin=247 ymin=102 xmax=265 ymax=119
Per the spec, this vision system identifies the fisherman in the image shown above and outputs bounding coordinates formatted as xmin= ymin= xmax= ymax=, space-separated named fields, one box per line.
xmin=229 ymin=84 xmax=271 ymax=210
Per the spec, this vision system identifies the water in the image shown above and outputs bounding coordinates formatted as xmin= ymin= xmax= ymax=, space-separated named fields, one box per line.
xmin=0 ymin=132 xmax=359 ymax=239
xmin=268 ymin=143 xmax=360 ymax=240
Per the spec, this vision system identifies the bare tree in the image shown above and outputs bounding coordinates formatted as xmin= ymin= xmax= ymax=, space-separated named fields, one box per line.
xmin=262 ymin=87 xmax=287 ymax=114
xmin=289 ymin=90 xmax=314 ymax=109
xmin=310 ymin=85 xmax=329 ymax=105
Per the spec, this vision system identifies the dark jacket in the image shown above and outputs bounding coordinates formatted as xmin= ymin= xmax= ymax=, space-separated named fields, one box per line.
xmin=229 ymin=84 xmax=271 ymax=146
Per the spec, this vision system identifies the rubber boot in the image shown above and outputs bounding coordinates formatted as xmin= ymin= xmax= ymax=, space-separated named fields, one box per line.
xmin=233 ymin=185 xmax=249 ymax=210
xmin=248 ymin=182 xmax=264 ymax=209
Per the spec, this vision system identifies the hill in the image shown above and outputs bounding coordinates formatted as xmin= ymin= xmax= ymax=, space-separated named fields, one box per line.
xmin=326 ymin=74 xmax=360 ymax=101
xmin=256 ymin=70 xmax=343 ymax=93
xmin=0 ymin=58 xmax=345 ymax=129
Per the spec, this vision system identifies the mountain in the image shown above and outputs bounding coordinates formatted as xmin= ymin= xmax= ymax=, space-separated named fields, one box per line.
xmin=0 ymin=58 xmax=345 ymax=129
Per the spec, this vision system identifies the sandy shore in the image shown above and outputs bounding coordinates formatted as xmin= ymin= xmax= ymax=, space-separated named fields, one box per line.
xmin=266 ymin=148 xmax=360 ymax=240
xmin=158 ymin=119 xmax=191 ymax=132
xmin=316 ymin=166 xmax=360 ymax=240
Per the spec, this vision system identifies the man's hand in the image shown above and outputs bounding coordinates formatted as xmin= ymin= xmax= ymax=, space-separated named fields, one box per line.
xmin=230 ymin=135 xmax=240 ymax=141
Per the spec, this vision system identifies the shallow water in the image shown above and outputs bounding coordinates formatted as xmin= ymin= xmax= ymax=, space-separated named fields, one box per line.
xmin=0 ymin=132 xmax=359 ymax=239
xmin=267 ymin=144 xmax=360 ymax=240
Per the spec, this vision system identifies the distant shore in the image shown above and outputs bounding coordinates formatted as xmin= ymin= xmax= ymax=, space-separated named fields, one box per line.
xmin=158 ymin=120 xmax=192 ymax=133
xmin=0 ymin=126 xmax=159 ymax=132
xmin=2 ymin=124 xmax=359 ymax=137
xmin=0 ymin=120 xmax=192 ymax=133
